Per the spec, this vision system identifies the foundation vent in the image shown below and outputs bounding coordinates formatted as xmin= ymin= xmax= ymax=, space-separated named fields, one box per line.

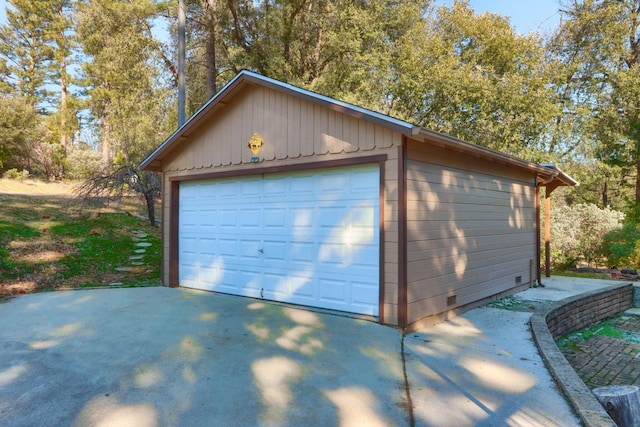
xmin=447 ymin=295 xmax=457 ymax=306
xmin=515 ymin=275 xmax=522 ymax=285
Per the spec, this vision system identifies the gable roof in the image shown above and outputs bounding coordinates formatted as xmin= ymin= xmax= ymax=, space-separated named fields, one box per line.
xmin=140 ymin=70 xmax=418 ymax=171
xmin=140 ymin=70 xmax=576 ymax=188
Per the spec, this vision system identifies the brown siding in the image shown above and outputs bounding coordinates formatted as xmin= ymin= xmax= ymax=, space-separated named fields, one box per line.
xmin=405 ymin=140 xmax=537 ymax=325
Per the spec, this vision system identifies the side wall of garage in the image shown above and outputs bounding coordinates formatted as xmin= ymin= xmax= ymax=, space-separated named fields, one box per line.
xmin=159 ymin=85 xmax=403 ymax=325
xmin=405 ymin=139 xmax=537 ymax=327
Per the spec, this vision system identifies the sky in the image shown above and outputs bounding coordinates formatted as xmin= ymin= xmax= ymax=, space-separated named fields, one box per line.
xmin=0 ymin=1 xmax=563 ymax=36
xmin=436 ymin=0 xmax=562 ymax=35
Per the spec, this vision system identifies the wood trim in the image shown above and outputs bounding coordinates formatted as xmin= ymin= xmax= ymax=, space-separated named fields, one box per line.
xmin=543 ymin=182 xmax=560 ymax=278
xmin=398 ymin=138 xmax=408 ymax=329
xmin=169 ymin=180 xmax=180 ymax=287
xmin=168 ymin=154 xmax=388 ymax=320
xmin=169 ymin=154 xmax=388 ymax=182
xmin=535 ymin=183 xmax=541 ymax=285
xmin=160 ymin=171 xmax=165 ymax=282
xmin=378 ymin=157 xmax=386 ymax=324
xmin=545 ymin=189 xmax=552 ymax=278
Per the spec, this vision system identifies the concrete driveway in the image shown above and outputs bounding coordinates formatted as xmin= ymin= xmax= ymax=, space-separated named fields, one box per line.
xmin=0 ymin=287 xmax=408 ymax=426
xmin=1 ymin=279 xmax=614 ymax=426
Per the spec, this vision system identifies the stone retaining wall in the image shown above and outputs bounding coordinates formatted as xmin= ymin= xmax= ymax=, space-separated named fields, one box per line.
xmin=531 ymin=283 xmax=635 ymax=427
xmin=546 ymin=283 xmax=634 ymax=340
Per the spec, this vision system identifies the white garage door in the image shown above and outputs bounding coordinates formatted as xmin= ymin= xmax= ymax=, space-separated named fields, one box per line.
xmin=178 ymin=164 xmax=380 ymax=316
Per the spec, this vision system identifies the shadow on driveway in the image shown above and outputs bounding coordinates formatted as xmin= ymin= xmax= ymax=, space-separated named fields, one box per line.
xmin=0 ymin=287 xmax=407 ymax=426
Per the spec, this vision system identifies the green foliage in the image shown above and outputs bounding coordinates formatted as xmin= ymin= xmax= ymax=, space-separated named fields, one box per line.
xmin=2 ymin=169 xmax=30 ymax=180
xmin=2 ymin=0 xmax=640 ymax=217
xmin=65 ymin=146 xmax=104 ymax=180
xmin=549 ymin=203 xmax=624 ymax=267
xmin=0 ymin=96 xmax=43 ymax=172
xmin=562 ymin=161 xmax=633 ymax=211
xmin=0 ymin=0 xmax=54 ymax=106
xmin=76 ymin=0 xmax=172 ymax=163
xmin=389 ymin=0 xmax=557 ymax=161
xmin=549 ymin=0 xmax=640 ymax=201
xmin=601 ymin=223 xmax=640 ymax=268
xmin=180 ymin=0 xmax=430 ymax=115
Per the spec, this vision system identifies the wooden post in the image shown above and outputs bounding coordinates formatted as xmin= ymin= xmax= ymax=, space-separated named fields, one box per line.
xmin=545 ymin=190 xmax=551 ymax=278
xmin=544 ymin=183 xmax=559 ymax=278
xmin=593 ymin=385 xmax=640 ymax=427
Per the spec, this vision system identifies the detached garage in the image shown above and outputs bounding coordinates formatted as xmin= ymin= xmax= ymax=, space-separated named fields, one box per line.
xmin=141 ymin=70 xmax=576 ymax=330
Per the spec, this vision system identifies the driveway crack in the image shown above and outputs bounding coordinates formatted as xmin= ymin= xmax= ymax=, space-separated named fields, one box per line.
xmin=401 ymin=334 xmax=416 ymax=427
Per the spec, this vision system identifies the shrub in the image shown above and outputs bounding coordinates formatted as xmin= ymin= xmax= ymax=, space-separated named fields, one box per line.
xmin=601 ymin=223 xmax=640 ymax=268
xmin=65 ymin=147 xmax=104 ymax=180
xmin=3 ymin=168 xmax=30 ymax=180
xmin=549 ymin=203 xmax=624 ymax=267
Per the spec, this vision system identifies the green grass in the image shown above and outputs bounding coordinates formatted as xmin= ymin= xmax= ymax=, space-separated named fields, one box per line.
xmin=0 ymin=183 xmax=161 ymax=295
xmin=556 ymin=316 xmax=640 ymax=351
xmin=550 ymin=270 xmax=607 ymax=279
xmin=0 ymin=220 xmax=41 ymax=277
xmin=487 ymin=295 xmax=551 ymax=312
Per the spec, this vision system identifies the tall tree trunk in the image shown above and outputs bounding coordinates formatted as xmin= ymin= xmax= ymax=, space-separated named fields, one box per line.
xmin=144 ymin=189 xmax=156 ymax=227
xmin=178 ymin=0 xmax=186 ymax=126
xmin=101 ymin=116 xmax=112 ymax=164
xmin=60 ymin=54 xmax=68 ymax=150
xmin=205 ymin=0 xmax=217 ymax=98
xmin=58 ymin=4 xmax=68 ymax=151
xmin=636 ymin=149 xmax=640 ymax=203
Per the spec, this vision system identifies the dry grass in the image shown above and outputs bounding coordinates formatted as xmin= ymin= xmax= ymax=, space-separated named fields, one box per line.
xmin=0 ymin=179 xmax=76 ymax=196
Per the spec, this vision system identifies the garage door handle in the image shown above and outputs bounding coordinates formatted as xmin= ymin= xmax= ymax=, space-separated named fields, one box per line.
xmin=258 ymin=248 xmax=264 ymax=253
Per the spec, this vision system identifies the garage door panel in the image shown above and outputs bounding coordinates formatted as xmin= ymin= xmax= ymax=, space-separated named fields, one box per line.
xmin=263 ymin=241 xmax=287 ymax=261
xmin=290 ymin=175 xmax=315 ymax=195
xmin=239 ymin=208 xmax=262 ymax=228
xmin=319 ymin=278 xmax=348 ymax=304
xmin=239 ymin=269 xmax=262 ymax=291
xmin=264 ymin=177 xmax=288 ymax=195
xmin=179 ymin=165 xmax=379 ymax=316
xmin=291 ymin=207 xmax=315 ymax=230
xmin=218 ymin=209 xmax=238 ymax=228
xmin=318 ymin=243 xmax=346 ymax=266
xmin=351 ymin=243 xmax=378 ymax=266
xmin=264 ymin=208 xmax=287 ymax=228
xmin=239 ymin=239 xmax=261 ymax=260
xmin=351 ymin=170 xmax=379 ymax=193
xmin=289 ymin=274 xmax=316 ymax=299
xmin=289 ymin=242 xmax=315 ymax=263
xmin=318 ymin=173 xmax=347 ymax=194
xmin=351 ymin=282 xmax=379 ymax=309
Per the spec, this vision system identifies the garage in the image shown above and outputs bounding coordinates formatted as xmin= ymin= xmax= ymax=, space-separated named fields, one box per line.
xmin=178 ymin=165 xmax=380 ymax=315
xmin=141 ymin=70 xmax=576 ymax=329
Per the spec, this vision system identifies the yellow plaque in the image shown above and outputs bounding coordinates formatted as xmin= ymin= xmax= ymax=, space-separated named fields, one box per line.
xmin=248 ymin=132 xmax=264 ymax=156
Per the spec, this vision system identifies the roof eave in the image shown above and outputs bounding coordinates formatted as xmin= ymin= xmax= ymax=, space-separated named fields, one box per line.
xmin=539 ymin=163 xmax=579 ymax=187
xmin=416 ymin=128 xmax=554 ymax=175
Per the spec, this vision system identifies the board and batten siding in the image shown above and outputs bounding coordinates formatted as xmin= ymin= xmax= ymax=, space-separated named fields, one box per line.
xmin=164 ymin=85 xmax=396 ymax=170
xmin=405 ymin=140 xmax=537 ymax=326
xmin=159 ymin=84 xmax=402 ymax=325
